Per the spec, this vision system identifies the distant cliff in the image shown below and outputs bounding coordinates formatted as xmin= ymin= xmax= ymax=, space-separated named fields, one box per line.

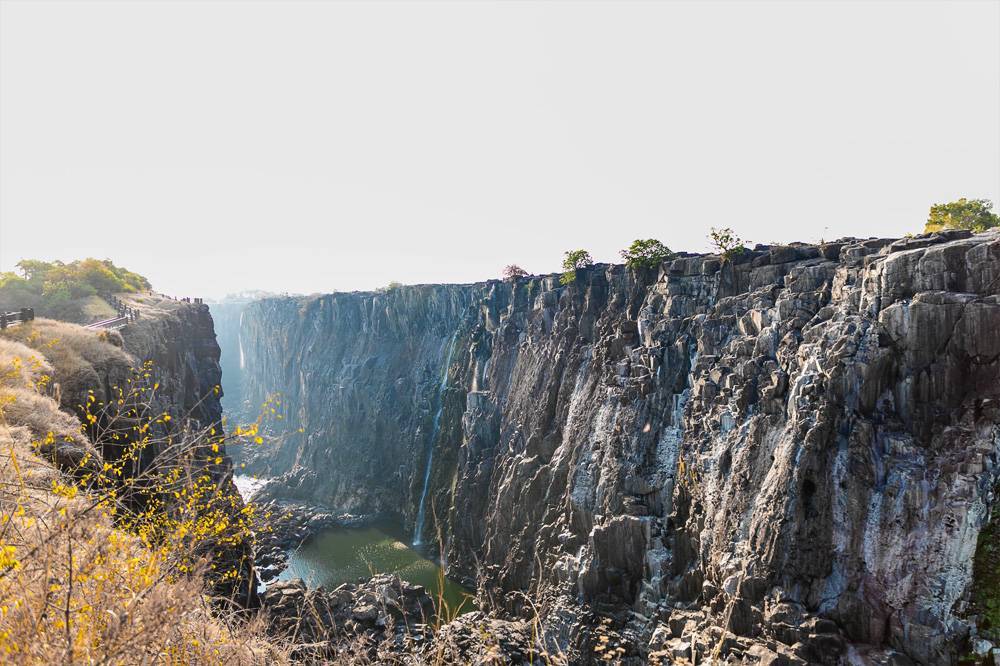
xmin=208 ymin=300 xmax=249 ymax=420
xmin=232 ymin=230 xmax=1000 ymax=664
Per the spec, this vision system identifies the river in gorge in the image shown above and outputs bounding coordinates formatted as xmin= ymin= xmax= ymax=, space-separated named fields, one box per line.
xmin=234 ymin=476 xmax=474 ymax=616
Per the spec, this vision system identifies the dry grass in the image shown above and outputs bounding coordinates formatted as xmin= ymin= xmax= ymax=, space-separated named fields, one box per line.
xmin=78 ymin=295 xmax=117 ymax=323
xmin=0 ymin=437 xmax=289 ymax=664
xmin=1 ymin=319 xmax=132 ymax=415
xmin=0 ymin=328 xmax=293 ymax=665
xmin=0 ymin=337 xmax=94 ymax=473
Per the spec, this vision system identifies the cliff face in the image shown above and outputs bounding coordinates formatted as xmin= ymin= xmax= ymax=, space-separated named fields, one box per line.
xmin=209 ymin=301 xmax=249 ymax=420
xmin=118 ymin=298 xmax=224 ymax=430
xmin=116 ymin=297 xmax=258 ymax=603
xmin=237 ymin=230 xmax=1000 ymax=663
xmin=237 ymin=286 xmax=479 ymax=514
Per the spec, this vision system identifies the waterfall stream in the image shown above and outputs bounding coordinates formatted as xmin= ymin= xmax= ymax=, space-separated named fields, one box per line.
xmin=238 ymin=311 xmax=246 ymax=370
xmin=412 ymin=335 xmax=457 ymax=546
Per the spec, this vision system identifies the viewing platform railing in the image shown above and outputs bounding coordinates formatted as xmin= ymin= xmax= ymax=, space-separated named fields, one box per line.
xmin=0 ymin=308 xmax=35 ymax=329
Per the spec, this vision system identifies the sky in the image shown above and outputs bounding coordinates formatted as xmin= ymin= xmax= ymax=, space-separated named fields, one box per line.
xmin=1 ymin=1 xmax=998 ymax=299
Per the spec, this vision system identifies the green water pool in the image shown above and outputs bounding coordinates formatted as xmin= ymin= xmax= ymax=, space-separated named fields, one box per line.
xmin=275 ymin=521 xmax=475 ymax=616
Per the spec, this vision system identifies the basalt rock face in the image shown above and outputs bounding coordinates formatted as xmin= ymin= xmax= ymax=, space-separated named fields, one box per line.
xmin=118 ymin=298 xmax=257 ymax=605
xmin=208 ymin=300 xmax=249 ymax=420
xmin=119 ymin=299 xmax=225 ymax=430
xmin=238 ymin=285 xmax=480 ymax=517
xmin=238 ymin=231 xmax=1000 ymax=663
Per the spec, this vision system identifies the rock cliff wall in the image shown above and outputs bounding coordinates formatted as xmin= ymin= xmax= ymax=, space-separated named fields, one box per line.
xmin=237 ymin=286 xmax=479 ymax=514
xmin=208 ymin=300 xmax=248 ymax=420
xmin=119 ymin=297 xmax=225 ymax=430
xmin=236 ymin=230 xmax=1000 ymax=663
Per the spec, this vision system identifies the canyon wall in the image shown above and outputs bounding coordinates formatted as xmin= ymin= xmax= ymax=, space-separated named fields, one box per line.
xmin=209 ymin=300 xmax=249 ymax=420
xmin=236 ymin=285 xmax=479 ymax=513
xmin=233 ymin=230 xmax=1000 ymax=663
xmin=119 ymin=298 xmax=225 ymax=430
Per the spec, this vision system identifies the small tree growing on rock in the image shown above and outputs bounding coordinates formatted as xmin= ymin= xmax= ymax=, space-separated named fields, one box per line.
xmin=924 ymin=198 xmax=999 ymax=233
xmin=560 ymin=250 xmax=593 ymax=285
xmin=377 ymin=281 xmax=403 ymax=293
xmin=502 ymin=265 xmax=528 ymax=280
xmin=709 ymin=227 xmax=747 ymax=262
xmin=620 ymin=239 xmax=674 ymax=270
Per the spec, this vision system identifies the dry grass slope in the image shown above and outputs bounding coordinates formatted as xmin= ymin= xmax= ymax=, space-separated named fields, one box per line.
xmin=0 ymin=322 xmax=293 ymax=665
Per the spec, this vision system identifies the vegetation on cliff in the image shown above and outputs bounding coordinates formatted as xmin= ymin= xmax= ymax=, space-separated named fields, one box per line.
xmin=0 ymin=321 xmax=287 ymax=663
xmin=924 ymin=198 xmax=999 ymax=234
xmin=619 ymin=239 xmax=674 ymax=270
xmin=0 ymin=259 xmax=150 ymax=323
xmin=501 ymin=264 xmax=528 ymax=280
xmin=559 ymin=249 xmax=593 ymax=285
xmin=708 ymin=226 xmax=748 ymax=261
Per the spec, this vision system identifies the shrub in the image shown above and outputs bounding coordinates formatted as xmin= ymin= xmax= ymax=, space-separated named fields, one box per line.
xmin=377 ymin=281 xmax=403 ymax=293
xmin=501 ymin=265 xmax=528 ymax=281
xmin=924 ymin=198 xmax=999 ymax=233
xmin=560 ymin=250 xmax=593 ymax=285
xmin=708 ymin=227 xmax=748 ymax=262
xmin=0 ymin=348 xmax=286 ymax=662
xmin=620 ymin=239 xmax=674 ymax=270
xmin=2 ymin=319 xmax=133 ymax=415
xmin=0 ymin=259 xmax=151 ymax=323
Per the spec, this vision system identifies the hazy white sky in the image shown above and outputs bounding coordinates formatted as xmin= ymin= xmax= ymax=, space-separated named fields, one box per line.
xmin=1 ymin=1 xmax=998 ymax=299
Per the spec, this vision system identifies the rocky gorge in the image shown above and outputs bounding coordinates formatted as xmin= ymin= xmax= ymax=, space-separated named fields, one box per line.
xmin=216 ymin=229 xmax=1000 ymax=664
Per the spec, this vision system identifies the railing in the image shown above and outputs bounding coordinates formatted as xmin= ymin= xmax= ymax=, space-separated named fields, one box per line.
xmin=84 ymin=315 xmax=130 ymax=331
xmin=154 ymin=293 xmax=203 ymax=304
xmin=85 ymin=293 xmax=203 ymax=331
xmin=85 ymin=294 xmax=142 ymax=331
xmin=0 ymin=308 xmax=35 ymax=330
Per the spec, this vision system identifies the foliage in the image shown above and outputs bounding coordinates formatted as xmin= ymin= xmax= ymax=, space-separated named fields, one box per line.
xmin=501 ymin=265 xmax=528 ymax=281
xmin=0 ymin=259 xmax=151 ymax=323
xmin=0 ymin=331 xmax=287 ymax=662
xmin=560 ymin=250 xmax=593 ymax=285
xmin=924 ymin=197 xmax=999 ymax=233
xmin=377 ymin=281 xmax=403 ymax=293
xmin=619 ymin=239 xmax=674 ymax=270
xmin=708 ymin=227 xmax=747 ymax=262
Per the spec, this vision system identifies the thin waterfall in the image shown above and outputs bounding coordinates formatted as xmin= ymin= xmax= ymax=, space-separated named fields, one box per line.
xmin=413 ymin=334 xmax=457 ymax=546
xmin=238 ymin=311 xmax=246 ymax=370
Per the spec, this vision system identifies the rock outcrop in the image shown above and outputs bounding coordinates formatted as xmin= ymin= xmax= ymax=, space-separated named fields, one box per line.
xmin=234 ymin=230 xmax=1000 ymax=663
xmin=118 ymin=294 xmax=226 ymax=430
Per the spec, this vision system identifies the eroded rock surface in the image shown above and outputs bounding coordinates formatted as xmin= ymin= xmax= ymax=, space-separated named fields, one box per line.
xmin=234 ymin=230 xmax=1000 ymax=663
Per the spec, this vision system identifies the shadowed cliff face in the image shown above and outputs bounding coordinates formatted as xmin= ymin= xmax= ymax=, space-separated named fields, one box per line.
xmin=208 ymin=301 xmax=248 ymax=420
xmin=237 ymin=286 xmax=479 ymax=516
xmin=120 ymin=299 xmax=225 ymax=430
xmin=235 ymin=231 xmax=1000 ymax=663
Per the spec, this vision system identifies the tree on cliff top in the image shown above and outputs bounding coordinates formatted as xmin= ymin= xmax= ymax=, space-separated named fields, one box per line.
xmin=924 ymin=198 xmax=999 ymax=233
xmin=620 ymin=239 xmax=674 ymax=270
xmin=709 ymin=227 xmax=748 ymax=262
xmin=0 ymin=258 xmax=151 ymax=322
xmin=502 ymin=265 xmax=528 ymax=280
xmin=560 ymin=250 xmax=593 ymax=285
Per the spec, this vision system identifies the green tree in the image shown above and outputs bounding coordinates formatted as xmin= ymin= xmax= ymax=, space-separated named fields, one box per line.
xmin=0 ymin=258 xmax=151 ymax=322
xmin=709 ymin=227 xmax=747 ymax=262
xmin=560 ymin=250 xmax=593 ymax=285
xmin=620 ymin=239 xmax=674 ymax=270
xmin=925 ymin=198 xmax=999 ymax=233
